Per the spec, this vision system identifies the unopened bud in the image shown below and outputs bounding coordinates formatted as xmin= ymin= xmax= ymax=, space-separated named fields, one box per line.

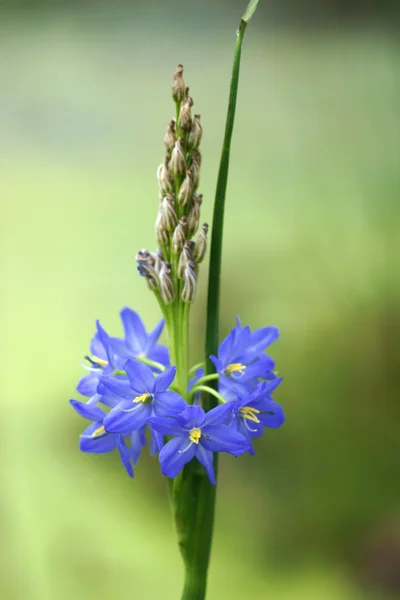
xmin=188 ymin=114 xmax=202 ymax=150
xmin=172 ymin=64 xmax=185 ymax=103
xmin=170 ymin=138 xmax=186 ymax=176
xmin=159 ymin=261 xmax=175 ymax=304
xmin=136 ymin=251 xmax=160 ymax=291
xmin=187 ymin=194 xmax=202 ymax=238
xmin=190 ymin=156 xmax=200 ymax=190
xmin=164 ymin=120 xmax=176 ymax=154
xmin=172 ymin=216 xmax=187 ymax=255
xmin=177 ymin=242 xmax=192 ymax=280
xmin=177 ymin=170 xmax=194 ymax=206
xmin=178 ymin=97 xmax=193 ymax=132
xmin=157 ymin=158 xmax=173 ymax=195
xmin=161 ymin=194 xmax=178 ymax=231
xmin=155 ymin=210 xmax=169 ymax=245
xmin=193 ymin=223 xmax=208 ymax=263
xmin=192 ymin=149 xmax=202 ymax=168
xmin=182 ymin=259 xmax=197 ymax=303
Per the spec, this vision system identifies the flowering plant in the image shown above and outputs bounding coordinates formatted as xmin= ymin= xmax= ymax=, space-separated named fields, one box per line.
xmin=69 ymin=2 xmax=284 ymax=598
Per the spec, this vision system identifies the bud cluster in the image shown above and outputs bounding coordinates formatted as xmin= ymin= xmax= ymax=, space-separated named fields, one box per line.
xmin=137 ymin=65 xmax=208 ymax=306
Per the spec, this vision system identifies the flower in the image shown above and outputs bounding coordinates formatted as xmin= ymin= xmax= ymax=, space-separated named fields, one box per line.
xmin=76 ymin=307 xmax=169 ymax=404
xmin=70 ymin=399 xmax=134 ymax=478
xmin=229 ymin=379 xmax=285 ymax=454
xmin=101 ymin=360 xmax=186 ymax=434
xmin=149 ymin=403 xmax=248 ymax=484
xmin=210 ymin=318 xmax=279 ymax=396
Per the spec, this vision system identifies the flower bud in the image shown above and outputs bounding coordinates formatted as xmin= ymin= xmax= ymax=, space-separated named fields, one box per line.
xmin=193 ymin=223 xmax=208 ymax=263
xmin=188 ymin=114 xmax=202 ymax=150
xmin=136 ymin=251 xmax=160 ymax=290
xmin=190 ymin=156 xmax=200 ymax=190
xmin=187 ymin=194 xmax=202 ymax=238
xmin=172 ymin=64 xmax=185 ymax=103
xmin=170 ymin=138 xmax=186 ymax=177
xmin=171 ymin=216 xmax=187 ymax=255
xmin=155 ymin=210 xmax=169 ymax=245
xmin=161 ymin=194 xmax=178 ymax=232
xmin=177 ymin=170 xmax=194 ymax=207
xmin=192 ymin=149 xmax=202 ymax=168
xmin=177 ymin=241 xmax=193 ymax=280
xmin=164 ymin=120 xmax=176 ymax=154
xmin=157 ymin=158 xmax=173 ymax=195
xmin=182 ymin=259 xmax=197 ymax=303
xmin=159 ymin=261 xmax=175 ymax=305
xmin=178 ymin=97 xmax=193 ymax=132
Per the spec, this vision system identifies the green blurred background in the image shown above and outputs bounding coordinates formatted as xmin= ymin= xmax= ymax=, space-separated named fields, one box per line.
xmin=1 ymin=1 xmax=399 ymax=598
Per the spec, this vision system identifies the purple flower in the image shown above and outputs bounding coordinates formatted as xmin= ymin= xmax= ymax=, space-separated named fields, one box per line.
xmin=210 ymin=318 xmax=279 ymax=396
xmin=101 ymin=360 xmax=186 ymax=434
xmin=70 ymin=400 xmax=134 ymax=478
xmin=230 ymin=379 xmax=285 ymax=455
xmin=149 ymin=403 xmax=248 ymax=484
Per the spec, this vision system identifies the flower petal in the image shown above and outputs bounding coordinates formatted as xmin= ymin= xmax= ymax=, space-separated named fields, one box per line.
xmin=149 ymin=344 xmax=170 ymax=368
xmin=196 ymin=444 xmax=216 ymax=485
xmin=116 ymin=437 xmax=134 ymax=478
xmin=98 ymin=377 xmax=132 ymax=400
xmin=148 ymin=416 xmax=185 ymax=437
xmin=120 ymin=307 xmax=147 ymax=354
xmin=248 ymin=326 xmax=279 ymax=354
xmin=257 ymin=401 xmax=285 ymax=428
xmin=79 ymin=422 xmax=117 ymax=453
xmin=146 ymin=318 xmax=165 ymax=351
xmin=203 ymin=401 xmax=235 ymax=427
xmin=77 ymin=373 xmax=99 ymax=397
xmin=177 ymin=405 xmax=205 ymax=429
xmin=130 ymin=427 xmax=147 ymax=465
xmin=89 ymin=331 xmax=107 ymax=361
xmin=149 ymin=428 xmax=164 ymax=456
xmin=153 ymin=391 xmax=187 ymax=417
xmin=153 ymin=366 xmax=176 ymax=392
xmin=104 ymin=401 xmax=151 ymax=433
xmin=201 ymin=425 xmax=248 ymax=455
xmin=69 ymin=399 xmax=105 ymax=421
xmin=124 ymin=359 xmax=155 ymax=393
xmin=159 ymin=437 xmax=196 ymax=479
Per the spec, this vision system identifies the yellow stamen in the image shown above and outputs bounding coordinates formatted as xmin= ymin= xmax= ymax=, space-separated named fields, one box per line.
xmin=239 ymin=406 xmax=260 ymax=423
xmin=91 ymin=356 xmax=108 ymax=366
xmin=224 ymin=363 xmax=246 ymax=377
xmin=92 ymin=425 xmax=105 ymax=437
xmin=189 ymin=428 xmax=202 ymax=444
xmin=133 ymin=393 xmax=152 ymax=404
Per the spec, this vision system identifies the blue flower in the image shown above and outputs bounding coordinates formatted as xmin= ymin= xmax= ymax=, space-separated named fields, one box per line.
xmin=210 ymin=318 xmax=279 ymax=396
xmin=70 ymin=399 xmax=134 ymax=478
xmin=101 ymin=360 xmax=186 ymax=434
xmin=229 ymin=379 xmax=285 ymax=455
xmin=149 ymin=403 xmax=248 ymax=484
xmin=77 ymin=308 xmax=169 ymax=404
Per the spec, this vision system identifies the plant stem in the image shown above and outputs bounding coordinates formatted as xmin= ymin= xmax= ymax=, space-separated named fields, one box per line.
xmin=174 ymin=4 xmax=260 ymax=600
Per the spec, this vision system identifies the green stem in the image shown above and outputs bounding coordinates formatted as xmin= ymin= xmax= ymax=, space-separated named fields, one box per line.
xmin=188 ymin=362 xmax=205 ymax=377
xmin=189 ymin=384 xmax=226 ymax=405
xmin=193 ymin=373 xmax=219 ymax=386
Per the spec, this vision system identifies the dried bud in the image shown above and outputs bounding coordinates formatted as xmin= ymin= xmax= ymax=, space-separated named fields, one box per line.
xmin=187 ymin=194 xmax=202 ymax=238
xmin=177 ymin=241 xmax=193 ymax=280
xmin=161 ymin=194 xmax=178 ymax=231
xmin=193 ymin=223 xmax=208 ymax=263
xmin=172 ymin=64 xmax=185 ymax=103
xmin=170 ymin=138 xmax=186 ymax=176
xmin=182 ymin=259 xmax=197 ymax=303
xmin=177 ymin=170 xmax=194 ymax=206
xmin=192 ymin=149 xmax=202 ymax=168
xmin=178 ymin=97 xmax=193 ymax=132
xmin=172 ymin=216 xmax=187 ymax=255
xmin=164 ymin=120 xmax=176 ymax=154
xmin=190 ymin=156 xmax=200 ymax=190
xmin=188 ymin=114 xmax=202 ymax=150
xmin=155 ymin=210 xmax=169 ymax=245
xmin=153 ymin=247 xmax=164 ymax=272
xmin=159 ymin=261 xmax=175 ymax=305
xmin=157 ymin=158 xmax=173 ymax=195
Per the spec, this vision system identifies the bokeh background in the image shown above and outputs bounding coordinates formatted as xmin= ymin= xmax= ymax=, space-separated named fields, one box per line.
xmin=1 ymin=0 xmax=399 ymax=598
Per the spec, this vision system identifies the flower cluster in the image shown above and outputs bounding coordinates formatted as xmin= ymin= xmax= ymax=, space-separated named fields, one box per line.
xmin=70 ymin=312 xmax=284 ymax=482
